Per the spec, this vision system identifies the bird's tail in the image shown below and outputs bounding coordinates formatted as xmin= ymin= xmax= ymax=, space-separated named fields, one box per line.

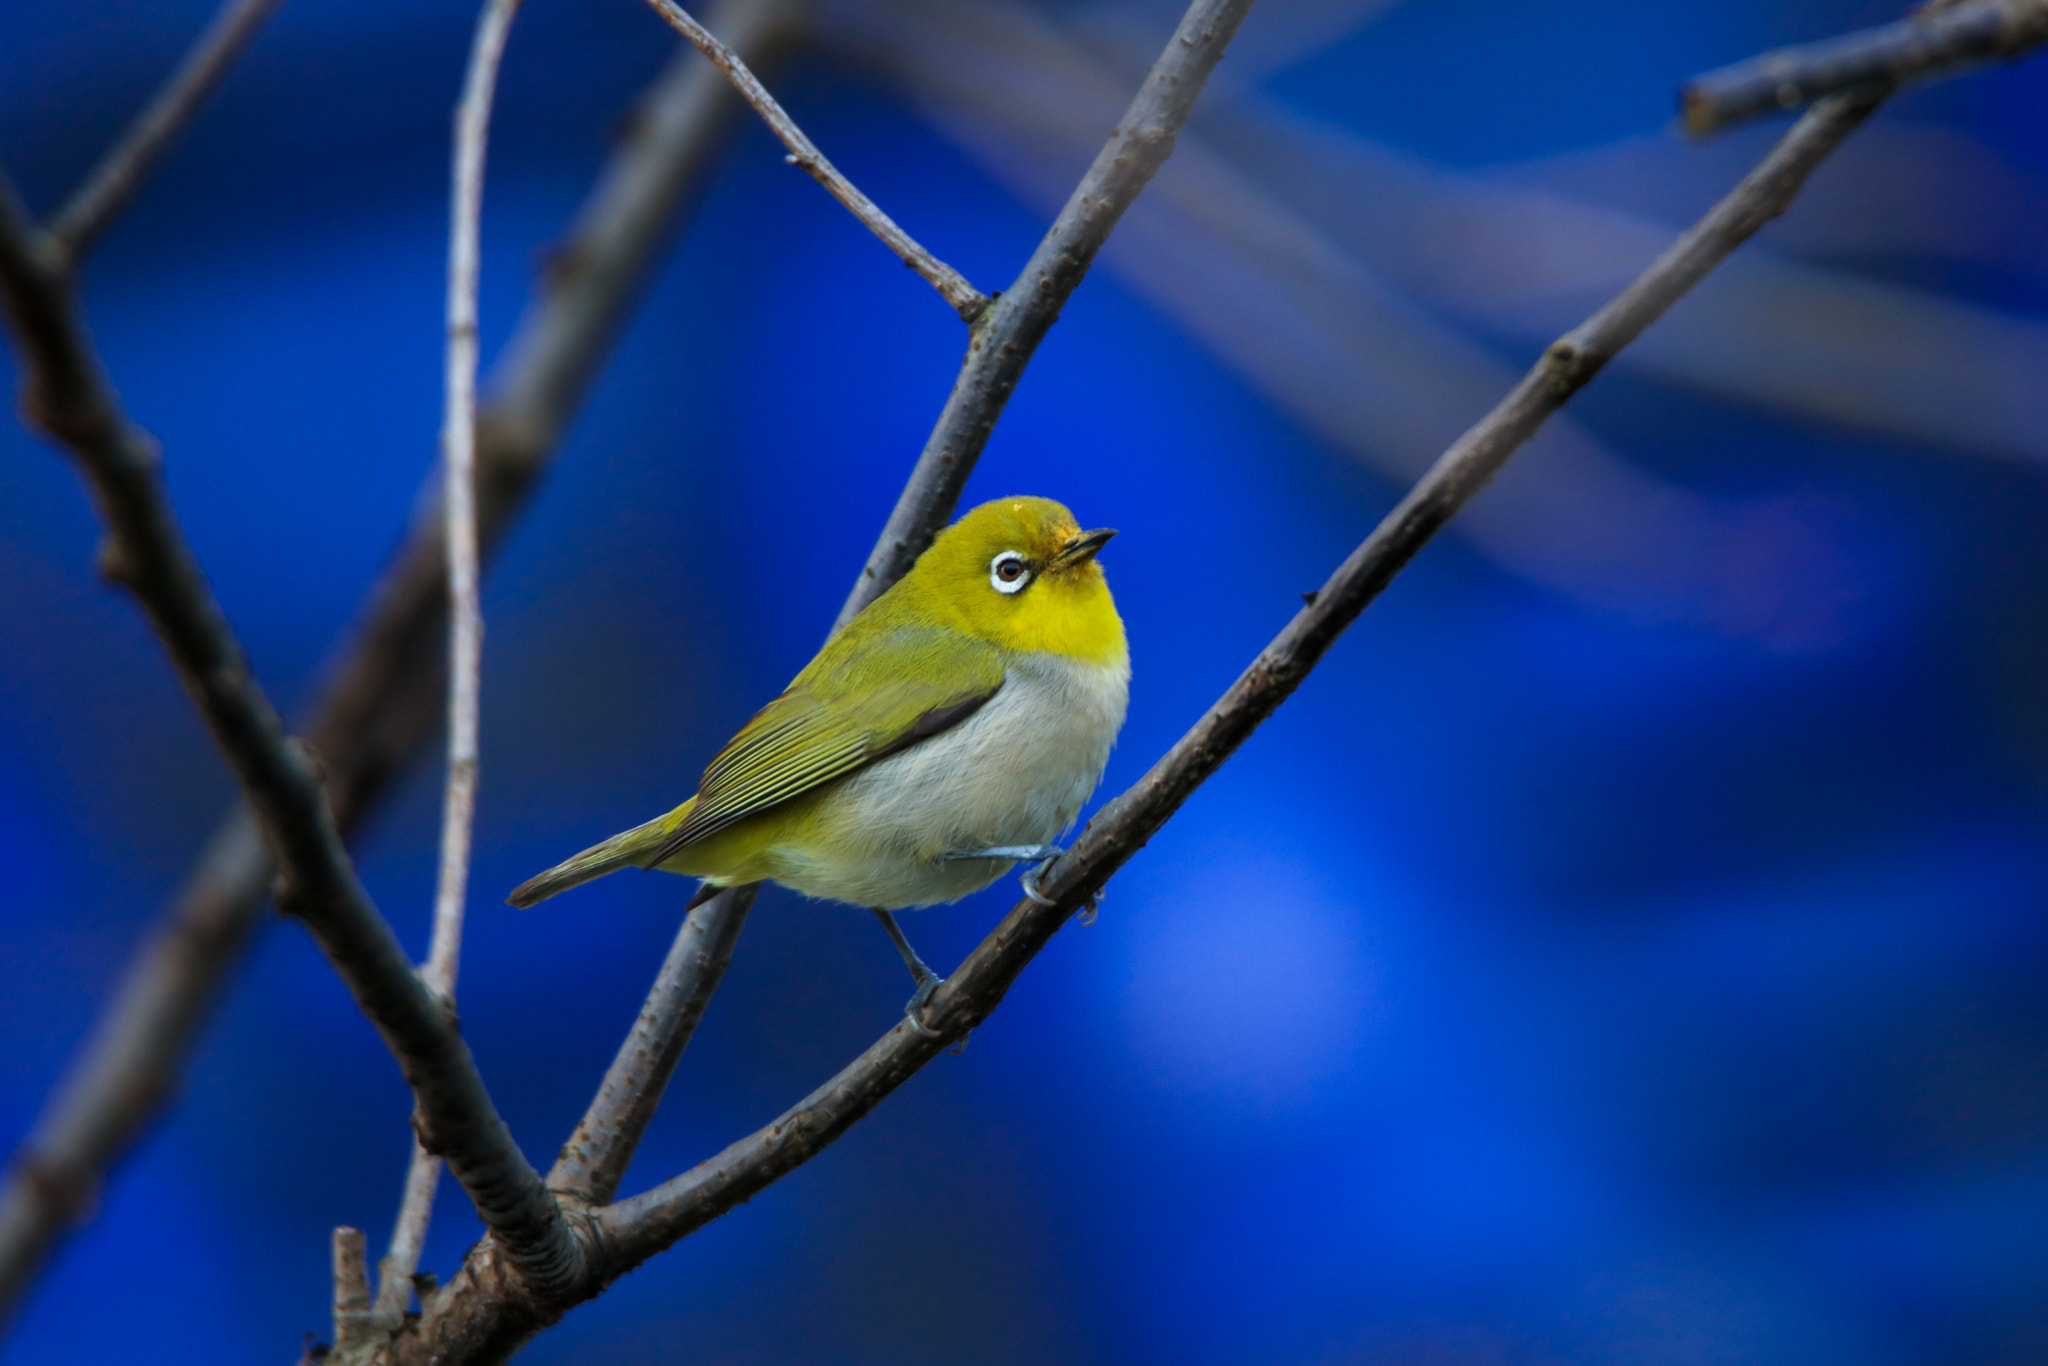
xmin=506 ymin=801 xmax=692 ymax=908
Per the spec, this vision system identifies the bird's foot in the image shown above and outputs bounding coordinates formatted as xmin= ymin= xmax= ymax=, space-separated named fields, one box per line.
xmin=903 ymin=972 xmax=944 ymax=1039
xmin=1019 ymin=853 xmax=1101 ymax=924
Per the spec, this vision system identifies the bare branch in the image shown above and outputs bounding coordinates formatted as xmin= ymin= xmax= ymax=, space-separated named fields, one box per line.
xmin=0 ymin=167 xmax=579 ymax=1299
xmin=1681 ymin=0 xmax=2048 ymax=136
xmin=834 ymin=0 xmax=1259 ymax=630
xmin=332 ymin=1227 xmax=380 ymax=1352
xmin=545 ymin=884 xmax=759 ymax=1202
xmin=640 ymin=0 xmax=987 ymax=321
xmin=0 ymin=0 xmax=810 ymax=1325
xmin=43 ymin=0 xmax=288 ymax=269
xmin=376 ymin=0 xmax=527 ymax=1320
xmin=599 ymin=88 xmax=1890 ymax=1267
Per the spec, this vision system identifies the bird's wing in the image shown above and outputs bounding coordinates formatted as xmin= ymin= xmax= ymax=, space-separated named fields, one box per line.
xmin=643 ymin=625 xmax=1004 ymax=866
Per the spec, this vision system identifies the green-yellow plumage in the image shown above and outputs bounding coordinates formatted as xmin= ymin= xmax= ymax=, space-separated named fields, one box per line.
xmin=508 ymin=496 xmax=1129 ymax=913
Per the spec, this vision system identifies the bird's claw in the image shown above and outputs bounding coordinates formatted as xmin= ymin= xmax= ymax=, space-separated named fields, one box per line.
xmin=1019 ymin=855 xmax=1101 ymax=924
xmin=903 ymin=975 xmax=944 ymax=1039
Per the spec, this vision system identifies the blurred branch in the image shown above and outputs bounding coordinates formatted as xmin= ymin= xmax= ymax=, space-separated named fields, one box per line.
xmin=374 ymin=0 xmax=526 ymax=1325
xmin=835 ymin=0 xmax=1259 ymax=631
xmin=598 ymin=87 xmax=1890 ymax=1263
xmin=0 ymin=0 xmax=812 ymax=1332
xmin=43 ymin=0 xmax=289 ymax=269
xmin=643 ymin=0 xmax=988 ymax=320
xmin=1681 ymin=0 xmax=2048 ymax=136
xmin=0 ymin=162 xmax=581 ymax=1299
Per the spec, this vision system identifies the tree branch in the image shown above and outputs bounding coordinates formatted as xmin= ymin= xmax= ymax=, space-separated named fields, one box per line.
xmin=42 ymin=0 xmax=289 ymax=269
xmin=374 ymin=0 xmax=527 ymax=1321
xmin=0 ymin=0 xmax=810 ymax=1329
xmin=599 ymin=86 xmax=1890 ymax=1266
xmin=833 ymin=0 xmax=1259 ymax=631
xmin=0 ymin=148 xmax=583 ymax=1314
xmin=1680 ymin=0 xmax=2048 ymax=136
xmin=641 ymin=0 xmax=987 ymax=320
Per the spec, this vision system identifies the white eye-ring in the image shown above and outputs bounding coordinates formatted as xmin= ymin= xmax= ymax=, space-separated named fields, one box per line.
xmin=989 ymin=551 xmax=1031 ymax=594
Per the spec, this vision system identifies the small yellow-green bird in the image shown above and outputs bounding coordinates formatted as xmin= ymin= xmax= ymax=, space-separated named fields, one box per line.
xmin=508 ymin=495 xmax=1129 ymax=1024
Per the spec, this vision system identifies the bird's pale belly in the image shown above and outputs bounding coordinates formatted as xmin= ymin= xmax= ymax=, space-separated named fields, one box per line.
xmin=747 ymin=649 xmax=1127 ymax=909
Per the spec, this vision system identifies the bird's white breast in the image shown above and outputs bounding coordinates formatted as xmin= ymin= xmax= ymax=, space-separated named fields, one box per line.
xmin=774 ymin=649 xmax=1130 ymax=908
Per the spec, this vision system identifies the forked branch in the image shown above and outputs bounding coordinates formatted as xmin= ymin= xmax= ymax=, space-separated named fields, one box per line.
xmin=836 ymin=0 xmax=1262 ymax=629
xmin=1681 ymin=0 xmax=2048 ymax=135
xmin=0 ymin=0 xmax=811 ymax=1328
xmin=0 ymin=168 xmax=579 ymax=1303
xmin=643 ymin=0 xmax=988 ymax=320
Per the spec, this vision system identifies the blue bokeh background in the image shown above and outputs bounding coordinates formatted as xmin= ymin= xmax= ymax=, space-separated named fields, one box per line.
xmin=4 ymin=0 xmax=2048 ymax=1361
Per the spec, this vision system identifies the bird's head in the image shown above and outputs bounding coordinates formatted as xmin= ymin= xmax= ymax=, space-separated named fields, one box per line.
xmin=912 ymin=496 xmax=1125 ymax=663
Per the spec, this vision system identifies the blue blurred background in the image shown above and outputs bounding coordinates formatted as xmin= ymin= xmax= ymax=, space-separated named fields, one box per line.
xmin=4 ymin=0 xmax=2048 ymax=1360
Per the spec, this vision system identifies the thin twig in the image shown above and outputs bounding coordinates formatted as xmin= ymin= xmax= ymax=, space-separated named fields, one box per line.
xmin=0 ymin=0 xmax=811 ymax=1329
xmin=598 ymin=89 xmax=1892 ymax=1268
xmin=376 ymin=0 xmax=527 ymax=1322
xmin=43 ymin=0 xmax=288 ymax=269
xmin=834 ymin=0 xmax=1258 ymax=631
xmin=1680 ymin=0 xmax=2048 ymax=135
xmin=640 ymin=0 xmax=987 ymax=321
xmin=0 ymin=168 xmax=580 ymax=1302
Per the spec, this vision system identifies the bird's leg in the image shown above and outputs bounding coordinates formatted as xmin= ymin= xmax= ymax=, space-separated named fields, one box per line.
xmin=873 ymin=909 xmax=944 ymax=1037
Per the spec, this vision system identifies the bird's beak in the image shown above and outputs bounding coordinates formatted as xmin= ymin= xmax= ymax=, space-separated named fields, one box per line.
xmin=1053 ymin=527 xmax=1117 ymax=568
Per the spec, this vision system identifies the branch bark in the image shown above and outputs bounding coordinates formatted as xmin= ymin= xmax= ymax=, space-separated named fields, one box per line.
xmin=1681 ymin=0 xmax=2048 ymax=135
xmin=42 ymin=0 xmax=289 ymax=269
xmin=641 ymin=0 xmax=987 ymax=320
xmin=598 ymin=86 xmax=1891 ymax=1268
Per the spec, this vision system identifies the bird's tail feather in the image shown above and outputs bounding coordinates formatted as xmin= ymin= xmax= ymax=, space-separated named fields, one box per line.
xmin=506 ymin=805 xmax=688 ymax=908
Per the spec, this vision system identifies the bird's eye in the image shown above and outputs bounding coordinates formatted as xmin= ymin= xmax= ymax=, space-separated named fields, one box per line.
xmin=989 ymin=552 xmax=1031 ymax=594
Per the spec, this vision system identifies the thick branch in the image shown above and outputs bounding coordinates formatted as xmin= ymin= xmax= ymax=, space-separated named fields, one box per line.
xmin=834 ymin=0 xmax=1258 ymax=631
xmin=599 ymin=88 xmax=1889 ymax=1267
xmin=0 ymin=0 xmax=809 ymax=1328
xmin=43 ymin=0 xmax=289 ymax=268
xmin=0 ymin=166 xmax=579 ymax=1302
xmin=1681 ymin=0 xmax=2048 ymax=135
xmin=642 ymin=0 xmax=986 ymax=320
